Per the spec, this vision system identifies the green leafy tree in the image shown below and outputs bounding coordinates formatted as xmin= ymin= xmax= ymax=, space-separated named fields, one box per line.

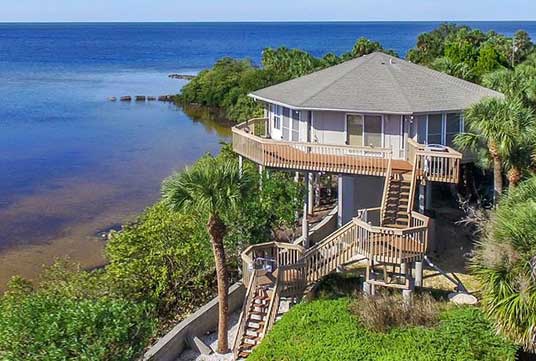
xmin=105 ymin=202 xmax=215 ymax=317
xmin=472 ymin=177 xmax=536 ymax=352
xmin=162 ymin=156 xmax=253 ymax=353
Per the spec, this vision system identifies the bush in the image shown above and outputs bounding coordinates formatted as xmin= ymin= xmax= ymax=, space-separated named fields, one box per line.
xmin=249 ymin=298 xmax=517 ymax=361
xmin=105 ymin=202 xmax=215 ymax=318
xmin=0 ymin=277 xmax=155 ymax=361
xmin=472 ymin=176 xmax=536 ymax=352
xmin=350 ymin=292 xmax=441 ymax=332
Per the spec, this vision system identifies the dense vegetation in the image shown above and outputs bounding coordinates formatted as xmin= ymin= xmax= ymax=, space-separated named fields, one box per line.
xmin=248 ymin=298 xmax=517 ymax=361
xmin=407 ymin=23 xmax=534 ymax=82
xmin=472 ymin=177 xmax=536 ymax=352
xmin=176 ymin=38 xmax=397 ymax=121
xmin=0 ymin=264 xmax=155 ymax=361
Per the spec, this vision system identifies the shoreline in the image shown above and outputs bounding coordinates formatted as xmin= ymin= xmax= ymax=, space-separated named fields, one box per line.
xmin=0 ymin=100 xmax=233 ymax=292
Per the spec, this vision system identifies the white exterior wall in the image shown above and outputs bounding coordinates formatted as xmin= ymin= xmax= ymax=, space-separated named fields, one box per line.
xmin=265 ymin=102 xmax=463 ymax=159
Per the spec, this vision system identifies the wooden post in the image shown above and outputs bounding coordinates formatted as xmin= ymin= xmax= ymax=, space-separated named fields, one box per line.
xmin=308 ymin=172 xmax=314 ymax=215
xmin=418 ymin=182 xmax=426 ymax=213
xmin=303 ymin=171 xmax=310 ymax=248
xmin=415 ymin=261 xmax=423 ymax=287
xmin=314 ymin=173 xmax=321 ymax=208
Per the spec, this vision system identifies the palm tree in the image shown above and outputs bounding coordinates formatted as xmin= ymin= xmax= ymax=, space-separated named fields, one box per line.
xmin=472 ymin=176 xmax=536 ymax=352
xmin=162 ymin=156 xmax=252 ymax=353
xmin=455 ymin=97 xmax=535 ymax=201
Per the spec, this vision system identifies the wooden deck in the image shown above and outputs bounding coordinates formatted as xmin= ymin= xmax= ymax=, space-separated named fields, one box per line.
xmin=232 ymin=118 xmax=462 ymax=183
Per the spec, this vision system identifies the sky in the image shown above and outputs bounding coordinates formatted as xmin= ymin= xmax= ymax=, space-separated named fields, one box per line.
xmin=1 ymin=0 xmax=536 ymax=22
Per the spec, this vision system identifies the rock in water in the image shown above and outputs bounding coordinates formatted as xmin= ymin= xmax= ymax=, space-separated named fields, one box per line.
xmin=147 ymin=96 xmax=156 ymax=101
xmin=108 ymin=96 xmax=117 ymax=101
xmin=135 ymin=96 xmax=146 ymax=102
xmin=120 ymin=96 xmax=132 ymax=102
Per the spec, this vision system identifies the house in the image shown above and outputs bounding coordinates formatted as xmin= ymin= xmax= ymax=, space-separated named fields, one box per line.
xmin=231 ymin=52 xmax=502 ymax=359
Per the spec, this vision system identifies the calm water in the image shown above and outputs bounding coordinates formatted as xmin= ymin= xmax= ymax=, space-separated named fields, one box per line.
xmin=1 ymin=22 xmax=535 ymax=285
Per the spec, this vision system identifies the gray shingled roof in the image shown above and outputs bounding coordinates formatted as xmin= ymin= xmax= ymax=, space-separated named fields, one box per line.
xmin=250 ymin=52 xmax=503 ymax=114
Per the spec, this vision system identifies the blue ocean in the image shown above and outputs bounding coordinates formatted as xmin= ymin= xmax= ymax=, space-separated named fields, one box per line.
xmin=1 ymin=22 xmax=535 ymax=283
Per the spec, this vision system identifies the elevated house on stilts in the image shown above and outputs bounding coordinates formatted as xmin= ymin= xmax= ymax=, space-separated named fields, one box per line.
xmin=230 ymin=52 xmax=502 ymax=359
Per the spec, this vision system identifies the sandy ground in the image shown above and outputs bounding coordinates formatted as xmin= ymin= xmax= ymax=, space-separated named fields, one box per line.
xmin=178 ymin=311 xmax=240 ymax=361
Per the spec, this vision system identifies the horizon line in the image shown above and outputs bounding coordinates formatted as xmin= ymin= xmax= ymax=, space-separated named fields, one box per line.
xmin=1 ymin=19 xmax=536 ymax=24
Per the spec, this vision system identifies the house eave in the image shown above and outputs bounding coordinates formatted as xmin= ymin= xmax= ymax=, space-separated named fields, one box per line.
xmin=248 ymin=93 xmax=414 ymax=116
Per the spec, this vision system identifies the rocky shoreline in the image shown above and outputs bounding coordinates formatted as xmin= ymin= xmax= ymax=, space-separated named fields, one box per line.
xmin=108 ymin=95 xmax=175 ymax=102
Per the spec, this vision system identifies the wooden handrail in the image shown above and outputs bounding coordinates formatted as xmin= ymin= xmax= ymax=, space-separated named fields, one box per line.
xmin=232 ymin=269 xmax=259 ymax=359
xmin=380 ymin=156 xmax=393 ymax=225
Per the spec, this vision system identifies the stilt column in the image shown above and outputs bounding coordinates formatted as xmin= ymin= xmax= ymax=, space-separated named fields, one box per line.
xmin=303 ymin=171 xmax=310 ymax=248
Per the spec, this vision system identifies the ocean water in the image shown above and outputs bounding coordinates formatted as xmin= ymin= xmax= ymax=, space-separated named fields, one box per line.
xmin=1 ymin=22 xmax=535 ymax=285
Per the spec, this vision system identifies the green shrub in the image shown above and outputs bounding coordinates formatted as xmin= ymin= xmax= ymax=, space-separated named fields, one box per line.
xmin=105 ymin=202 xmax=215 ymax=318
xmin=0 ymin=277 xmax=155 ymax=361
xmin=249 ymin=298 xmax=517 ymax=361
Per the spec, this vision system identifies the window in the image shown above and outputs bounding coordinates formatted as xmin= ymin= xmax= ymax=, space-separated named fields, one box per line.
xmin=427 ymin=114 xmax=443 ymax=145
xmin=446 ymin=113 xmax=461 ymax=147
xmin=272 ymin=104 xmax=281 ymax=130
xmin=364 ymin=115 xmax=382 ymax=147
xmin=291 ymin=110 xmax=300 ymax=141
xmin=416 ymin=115 xmax=427 ymax=143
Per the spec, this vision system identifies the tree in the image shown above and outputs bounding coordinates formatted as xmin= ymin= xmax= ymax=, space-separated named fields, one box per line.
xmin=472 ymin=176 xmax=536 ymax=352
xmin=455 ymin=97 xmax=535 ymax=200
xmin=162 ymin=156 xmax=253 ymax=353
xmin=483 ymin=65 xmax=536 ymax=107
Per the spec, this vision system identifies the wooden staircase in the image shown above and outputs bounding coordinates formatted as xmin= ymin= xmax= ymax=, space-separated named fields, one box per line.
xmin=381 ymin=171 xmax=413 ymax=228
xmin=233 ymin=159 xmax=433 ymax=359
xmin=235 ymin=285 xmax=271 ymax=359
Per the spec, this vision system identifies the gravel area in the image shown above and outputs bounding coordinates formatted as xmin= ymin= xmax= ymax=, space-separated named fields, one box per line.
xmin=178 ymin=311 xmax=240 ymax=361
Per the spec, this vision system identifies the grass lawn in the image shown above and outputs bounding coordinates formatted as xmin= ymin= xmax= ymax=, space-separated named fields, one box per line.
xmin=248 ymin=297 xmax=517 ymax=361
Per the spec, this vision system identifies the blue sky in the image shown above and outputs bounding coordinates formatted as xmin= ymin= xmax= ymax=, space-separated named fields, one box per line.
xmin=2 ymin=0 xmax=536 ymax=22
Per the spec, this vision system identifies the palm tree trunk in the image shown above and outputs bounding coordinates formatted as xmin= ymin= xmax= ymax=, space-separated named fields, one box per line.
xmin=492 ymin=155 xmax=503 ymax=203
xmin=507 ymin=167 xmax=522 ymax=188
xmin=207 ymin=214 xmax=229 ymax=354
xmin=489 ymin=141 xmax=503 ymax=204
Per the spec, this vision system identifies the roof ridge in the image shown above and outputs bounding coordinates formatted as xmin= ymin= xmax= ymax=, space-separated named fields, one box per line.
xmin=296 ymin=54 xmax=376 ymax=107
xmin=383 ymin=57 xmax=413 ymax=113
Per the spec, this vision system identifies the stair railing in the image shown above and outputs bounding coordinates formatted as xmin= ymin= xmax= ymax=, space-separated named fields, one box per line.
xmin=262 ymin=271 xmax=282 ymax=336
xmin=380 ymin=155 xmax=393 ymax=226
xmin=232 ymin=269 xmax=259 ymax=359
xmin=406 ymin=149 xmax=420 ymax=219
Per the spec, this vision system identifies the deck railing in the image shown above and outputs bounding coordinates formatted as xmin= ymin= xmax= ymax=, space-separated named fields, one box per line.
xmin=240 ymin=207 xmax=429 ymax=290
xmin=354 ymin=207 xmax=429 ymax=264
xmin=241 ymin=241 xmax=304 ymax=285
xmin=407 ymin=139 xmax=462 ymax=184
xmin=233 ymin=118 xmax=392 ymax=177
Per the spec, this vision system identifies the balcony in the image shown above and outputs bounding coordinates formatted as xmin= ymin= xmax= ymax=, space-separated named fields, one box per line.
xmin=233 ymin=118 xmax=462 ymax=183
